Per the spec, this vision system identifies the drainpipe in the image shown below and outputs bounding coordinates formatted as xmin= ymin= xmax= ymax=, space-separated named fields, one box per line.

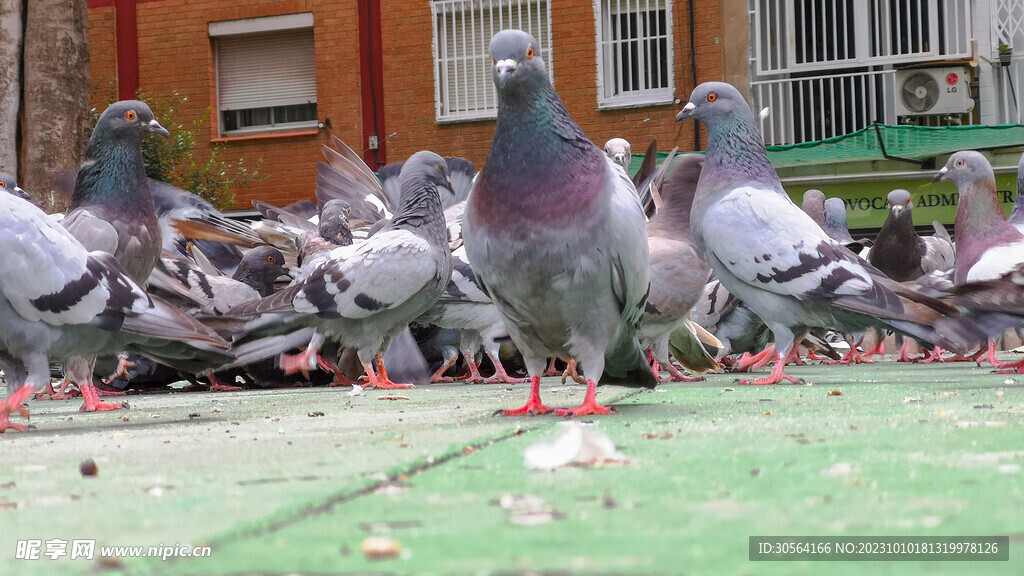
xmin=688 ymin=0 xmax=700 ymax=150
xmin=114 ymin=0 xmax=139 ymax=100
xmin=358 ymin=0 xmax=387 ymax=168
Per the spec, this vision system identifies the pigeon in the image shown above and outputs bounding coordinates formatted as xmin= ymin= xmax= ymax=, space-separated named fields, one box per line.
xmin=150 ymin=179 xmax=244 ymax=275
xmin=227 ymin=151 xmax=454 ymax=389
xmin=0 ymin=172 xmax=31 ymax=200
xmin=931 ymin=150 xmax=1024 ymax=367
xmin=869 ymin=189 xmax=955 ymax=282
xmin=1009 ymin=152 xmax=1024 ymax=235
xmin=604 ymin=138 xmax=632 ymax=172
xmin=0 ymin=192 xmax=231 ymax=431
xmin=59 ymin=100 xmax=170 ymax=411
xmin=379 ymin=156 xmax=475 ymax=211
xmin=801 ymin=189 xmax=826 ymax=228
xmin=675 ymin=81 xmax=960 ymax=384
xmin=416 ymin=246 xmax=525 ymax=384
xmin=462 ymin=29 xmax=655 ymax=417
xmin=639 ymin=154 xmax=718 ymax=382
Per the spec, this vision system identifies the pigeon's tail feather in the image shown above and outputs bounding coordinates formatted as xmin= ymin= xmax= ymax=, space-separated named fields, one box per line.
xmin=444 ymin=157 xmax=476 ymax=206
xmin=382 ymin=327 xmax=431 ymax=385
xmin=118 ymin=296 xmax=234 ymax=373
xmin=801 ymin=332 xmax=842 ymax=361
xmin=598 ymin=332 xmax=658 ymax=388
xmin=668 ymin=320 xmax=721 ymax=374
xmin=229 ymin=283 xmax=302 ymax=317
xmin=220 ymin=327 xmax=318 ymax=371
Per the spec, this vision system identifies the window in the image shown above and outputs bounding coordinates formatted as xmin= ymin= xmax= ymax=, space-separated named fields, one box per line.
xmin=210 ymin=13 xmax=318 ymax=136
xmin=595 ymin=0 xmax=674 ymax=108
xmin=431 ymin=0 xmax=552 ymax=123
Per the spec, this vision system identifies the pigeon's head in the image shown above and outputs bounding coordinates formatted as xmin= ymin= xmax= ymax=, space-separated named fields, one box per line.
xmin=604 ymin=138 xmax=632 ymax=171
xmin=801 ymin=189 xmax=826 ymax=225
xmin=235 ymin=245 xmax=290 ymax=296
xmin=319 ymin=199 xmax=353 ymax=246
xmin=824 ymin=198 xmax=849 ymax=227
xmin=94 ymin=100 xmax=171 ymax=141
xmin=932 ymin=151 xmax=993 ymax=189
xmin=0 ymin=172 xmax=30 ymax=201
xmin=490 ymin=29 xmax=547 ymax=92
xmin=886 ymin=189 xmax=913 ymax=219
xmin=675 ymin=82 xmax=749 ymax=124
xmin=401 ymin=151 xmax=453 ymax=197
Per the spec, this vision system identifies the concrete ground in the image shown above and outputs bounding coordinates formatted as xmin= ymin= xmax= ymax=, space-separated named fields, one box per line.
xmin=2 ymin=353 xmax=1023 ymax=575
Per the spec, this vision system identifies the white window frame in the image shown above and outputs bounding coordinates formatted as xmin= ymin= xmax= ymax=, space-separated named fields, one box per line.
xmin=595 ymin=0 xmax=674 ymax=109
xmin=210 ymin=13 xmax=318 ymax=137
xmin=431 ymin=0 xmax=553 ymax=123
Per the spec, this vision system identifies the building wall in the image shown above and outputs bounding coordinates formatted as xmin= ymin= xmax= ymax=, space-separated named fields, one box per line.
xmin=87 ymin=0 xmax=725 ymax=210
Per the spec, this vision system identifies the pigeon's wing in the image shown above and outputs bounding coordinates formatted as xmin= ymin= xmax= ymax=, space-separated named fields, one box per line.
xmin=646 ymin=236 xmax=706 ymax=320
xmin=607 ymin=158 xmax=652 ymax=328
xmin=250 ymin=230 xmax=444 ymax=320
xmin=965 ymin=240 xmax=1024 ymax=282
xmin=920 ymin=235 xmax=955 ymax=274
xmin=702 ymin=187 xmax=874 ymax=301
xmin=60 ymin=207 xmax=120 ymax=255
xmin=437 ymin=248 xmax=490 ymax=305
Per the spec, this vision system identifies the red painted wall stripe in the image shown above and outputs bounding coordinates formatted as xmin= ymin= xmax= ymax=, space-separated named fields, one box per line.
xmin=114 ymin=0 xmax=139 ymax=100
xmin=357 ymin=0 xmax=386 ymax=169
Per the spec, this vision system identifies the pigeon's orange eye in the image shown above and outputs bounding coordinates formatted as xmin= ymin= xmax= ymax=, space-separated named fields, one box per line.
xmin=125 ymin=110 xmax=136 ymax=121
xmin=267 ymin=256 xmax=275 ymax=263
xmin=707 ymin=93 xmax=718 ymax=103
xmin=956 ymin=159 xmax=965 ymax=167
xmin=527 ymin=46 xmax=534 ymax=60
xmin=0 ymin=181 xmax=5 ymax=188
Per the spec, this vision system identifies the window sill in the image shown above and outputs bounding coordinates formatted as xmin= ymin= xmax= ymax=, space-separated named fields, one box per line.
xmin=213 ymin=127 xmax=320 ymax=143
xmin=597 ymin=96 xmax=678 ymax=111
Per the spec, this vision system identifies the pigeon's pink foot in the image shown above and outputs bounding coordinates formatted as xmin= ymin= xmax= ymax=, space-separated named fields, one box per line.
xmin=541 ymin=358 xmax=562 ymax=377
xmin=106 ymin=356 xmax=136 ymax=382
xmin=913 ymin=346 xmax=947 ymax=364
xmin=79 ymin=383 xmax=127 ymax=412
xmin=991 ymin=357 xmax=1024 ymax=374
xmin=482 ymin=357 xmax=527 ymax=384
xmin=805 ymin=350 xmax=828 ymax=361
xmin=280 ymin=348 xmax=319 ymax=378
xmin=0 ymin=387 xmax=36 ymax=433
xmin=205 ymin=373 xmax=241 ymax=392
xmin=429 ymin=355 xmax=458 ymax=383
xmin=863 ymin=340 xmax=885 ymax=358
xmin=462 ymin=358 xmax=486 ymax=384
xmin=95 ymin=381 xmax=127 ymax=396
xmin=317 ymin=357 xmax=359 ymax=387
xmin=497 ymin=376 xmax=552 ymax=416
xmin=360 ymin=355 xmax=414 ymax=389
xmin=826 ymin=347 xmax=874 ymax=365
xmin=555 ymin=379 xmax=616 ymax=417
xmin=665 ymin=363 xmax=703 ymax=383
xmin=731 ymin=345 xmax=776 ymax=373
xmin=736 ymin=359 xmax=803 ymax=385
xmin=560 ymin=359 xmax=586 ymax=385
xmin=978 ymin=341 xmax=1008 ymax=368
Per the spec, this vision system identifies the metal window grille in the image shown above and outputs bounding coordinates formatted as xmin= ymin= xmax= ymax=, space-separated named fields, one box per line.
xmin=432 ymin=0 xmax=552 ymax=123
xmin=993 ymin=0 xmax=1024 ymax=123
xmin=595 ymin=0 xmax=674 ymax=108
xmin=214 ymin=28 xmax=318 ymax=135
xmin=750 ymin=0 xmax=973 ymax=145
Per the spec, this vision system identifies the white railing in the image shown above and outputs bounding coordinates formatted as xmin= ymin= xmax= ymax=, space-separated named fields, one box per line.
xmin=992 ymin=0 xmax=1024 ymax=123
xmin=752 ymin=0 xmax=972 ymax=75
xmin=992 ymin=59 xmax=1024 ymax=123
xmin=752 ymin=69 xmax=897 ymax=145
xmin=431 ymin=0 xmax=552 ymax=123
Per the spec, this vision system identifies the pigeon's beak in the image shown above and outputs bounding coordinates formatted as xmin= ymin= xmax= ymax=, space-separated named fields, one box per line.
xmin=13 ymin=186 xmax=29 ymax=201
xmin=147 ymin=118 xmax=171 ymax=139
xmin=931 ymin=166 xmax=948 ymax=183
xmin=495 ymin=58 xmax=518 ymax=88
xmin=675 ymin=102 xmax=697 ymax=122
xmin=890 ymin=204 xmax=904 ymax=218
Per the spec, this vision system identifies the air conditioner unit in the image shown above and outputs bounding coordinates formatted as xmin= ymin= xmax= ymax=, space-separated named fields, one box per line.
xmin=894 ymin=67 xmax=975 ymax=117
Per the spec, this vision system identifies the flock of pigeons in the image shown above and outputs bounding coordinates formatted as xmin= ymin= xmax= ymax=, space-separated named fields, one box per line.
xmin=3 ymin=29 xmax=1024 ymax=432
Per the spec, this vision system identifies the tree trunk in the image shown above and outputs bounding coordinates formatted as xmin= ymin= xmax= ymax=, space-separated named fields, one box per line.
xmin=20 ymin=0 xmax=90 ymax=212
xmin=0 ymin=0 xmax=23 ymax=178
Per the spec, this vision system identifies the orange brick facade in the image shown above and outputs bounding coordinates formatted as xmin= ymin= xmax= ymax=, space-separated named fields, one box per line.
xmin=87 ymin=0 xmax=726 ymax=210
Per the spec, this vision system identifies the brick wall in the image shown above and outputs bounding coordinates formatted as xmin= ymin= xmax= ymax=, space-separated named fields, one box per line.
xmin=87 ymin=0 xmax=724 ymax=209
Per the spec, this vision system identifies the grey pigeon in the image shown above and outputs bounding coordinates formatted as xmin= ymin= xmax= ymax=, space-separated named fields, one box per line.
xmin=603 ymin=138 xmax=632 ymax=172
xmin=151 ymin=178 xmax=244 ymax=275
xmin=676 ymin=81 xmax=960 ymax=384
xmin=416 ymin=246 xmax=525 ymax=384
xmin=801 ymin=189 xmax=826 ymax=228
xmin=151 ymin=246 xmax=289 ymax=316
xmin=380 ymin=156 xmax=476 ymax=210
xmin=60 ymin=100 xmax=170 ymax=411
xmin=1009 ymin=152 xmax=1024 ymax=235
xmin=639 ymin=154 xmax=718 ymax=382
xmin=462 ymin=30 xmax=655 ymax=417
xmin=931 ymin=151 xmax=1024 ymax=367
xmin=0 ymin=192 xmax=231 ymax=431
xmin=823 ymin=198 xmax=856 ymax=245
xmin=0 ymin=172 xmax=30 ymax=200
xmin=227 ymin=151 xmax=454 ymax=389
xmin=932 ymin=263 xmax=1024 ymax=366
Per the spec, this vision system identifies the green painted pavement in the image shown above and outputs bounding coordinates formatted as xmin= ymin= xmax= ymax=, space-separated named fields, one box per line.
xmin=2 ymin=357 xmax=1023 ymax=575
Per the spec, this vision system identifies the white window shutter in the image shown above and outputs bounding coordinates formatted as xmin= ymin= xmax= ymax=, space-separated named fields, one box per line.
xmin=217 ymin=29 xmax=317 ymax=112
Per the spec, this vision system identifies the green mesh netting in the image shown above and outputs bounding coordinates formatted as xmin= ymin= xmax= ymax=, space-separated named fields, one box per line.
xmin=629 ymin=123 xmax=1024 ymax=174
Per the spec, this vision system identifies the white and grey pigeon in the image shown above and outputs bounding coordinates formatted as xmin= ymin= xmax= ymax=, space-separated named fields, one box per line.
xmin=150 ymin=179 xmax=244 ymax=275
xmin=931 ymin=151 xmax=1024 ymax=368
xmin=675 ymin=81 xmax=960 ymax=384
xmin=416 ymin=245 xmax=525 ymax=384
xmin=0 ymin=172 xmax=31 ymax=200
xmin=226 ymin=151 xmax=454 ymax=389
xmin=462 ymin=30 xmax=655 ymax=417
xmin=0 ymin=192 xmax=231 ymax=432
xmin=60 ymin=100 xmax=171 ymax=411
xmin=603 ymin=138 xmax=632 ymax=172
